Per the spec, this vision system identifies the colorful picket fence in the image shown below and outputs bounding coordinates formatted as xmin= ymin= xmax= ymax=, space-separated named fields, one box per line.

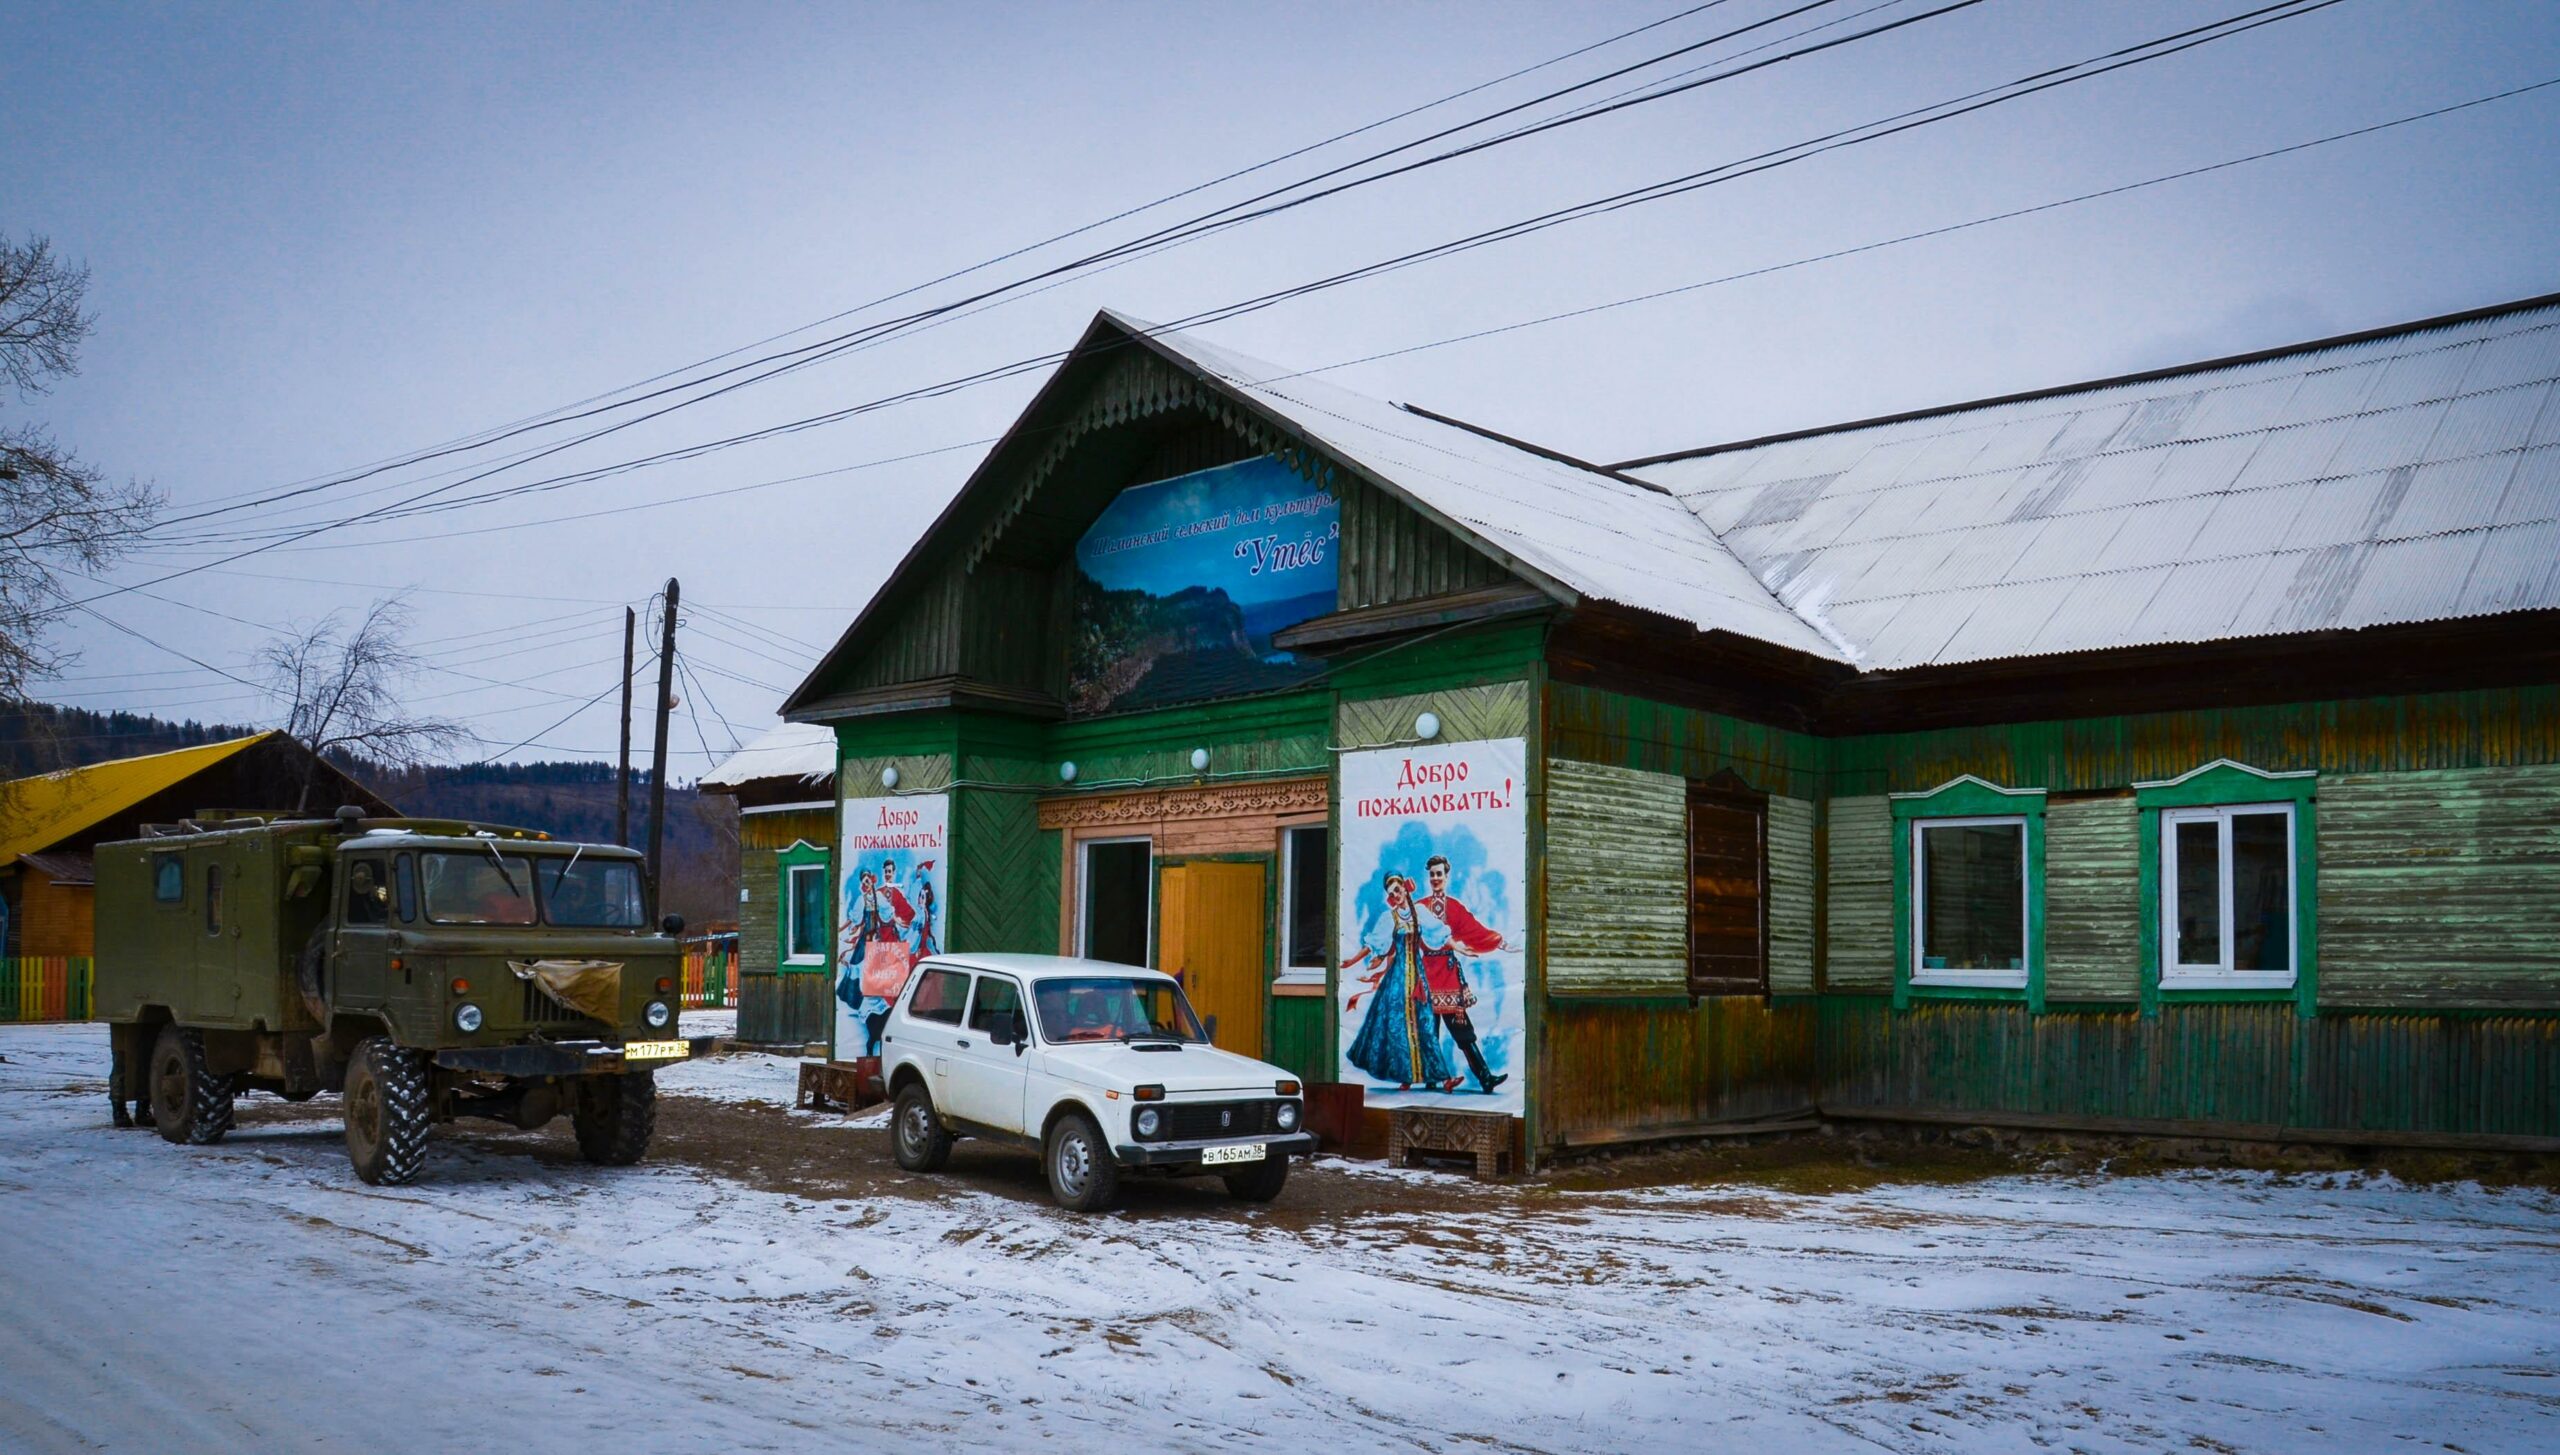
xmin=1 ymin=957 xmax=95 ymax=1023
xmin=679 ymin=934 xmax=735 ymax=1010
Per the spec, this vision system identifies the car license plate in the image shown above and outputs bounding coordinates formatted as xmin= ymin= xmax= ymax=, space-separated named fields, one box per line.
xmin=1199 ymin=1142 xmax=1265 ymax=1167
xmin=622 ymin=1040 xmax=689 ymax=1062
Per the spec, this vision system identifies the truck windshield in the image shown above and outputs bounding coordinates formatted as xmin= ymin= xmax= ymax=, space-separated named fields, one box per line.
xmin=1032 ymin=977 xmax=1207 ymax=1044
xmin=536 ymin=856 xmax=645 ymax=927
xmin=419 ymin=850 xmax=538 ymax=925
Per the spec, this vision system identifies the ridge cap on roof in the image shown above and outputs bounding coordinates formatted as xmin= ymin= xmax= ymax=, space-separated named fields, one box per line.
xmin=1612 ymin=287 xmax=2560 ymax=472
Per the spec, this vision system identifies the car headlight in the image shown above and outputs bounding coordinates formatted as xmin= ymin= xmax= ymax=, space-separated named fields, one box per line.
xmin=644 ymin=1000 xmax=672 ymax=1029
xmin=453 ymin=1003 xmax=483 ymax=1033
xmin=1134 ymin=1107 xmax=1161 ymax=1139
xmin=1275 ymin=1100 xmax=1300 ymax=1132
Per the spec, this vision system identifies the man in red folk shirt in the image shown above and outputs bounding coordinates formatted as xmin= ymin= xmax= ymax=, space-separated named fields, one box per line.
xmin=1418 ymin=854 xmax=1510 ymax=1095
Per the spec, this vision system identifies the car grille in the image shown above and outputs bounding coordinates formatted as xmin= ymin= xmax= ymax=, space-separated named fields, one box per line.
xmin=519 ymin=976 xmax=598 ymax=1025
xmin=1156 ymin=1099 xmax=1284 ymax=1141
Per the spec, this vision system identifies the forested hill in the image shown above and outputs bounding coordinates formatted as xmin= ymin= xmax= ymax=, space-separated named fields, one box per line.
xmin=2 ymin=703 xmax=739 ymax=927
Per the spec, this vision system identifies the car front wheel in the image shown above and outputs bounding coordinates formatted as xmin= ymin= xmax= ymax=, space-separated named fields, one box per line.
xmin=891 ymin=1083 xmax=952 ymax=1172
xmin=1044 ymin=1111 xmax=1119 ymax=1213
xmin=1223 ymin=1152 xmax=1290 ymax=1204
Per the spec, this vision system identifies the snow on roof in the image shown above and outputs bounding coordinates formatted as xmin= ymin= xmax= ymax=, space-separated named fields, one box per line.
xmin=1624 ymin=298 xmax=2560 ymax=671
xmin=698 ymin=722 xmax=836 ymax=789
xmin=1117 ymin=312 xmax=1851 ymax=663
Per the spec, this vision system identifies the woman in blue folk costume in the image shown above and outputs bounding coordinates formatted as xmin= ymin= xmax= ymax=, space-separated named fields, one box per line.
xmin=1341 ymin=873 xmax=1454 ymax=1090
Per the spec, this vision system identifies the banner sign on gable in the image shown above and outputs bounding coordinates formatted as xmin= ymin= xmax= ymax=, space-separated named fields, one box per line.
xmin=833 ymin=792 xmax=949 ymax=1061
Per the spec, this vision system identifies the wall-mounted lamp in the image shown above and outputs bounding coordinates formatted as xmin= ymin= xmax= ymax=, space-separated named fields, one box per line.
xmin=880 ymin=765 xmax=900 ymax=789
xmin=1414 ymin=711 xmax=1441 ymax=741
xmin=1189 ymin=747 xmax=1211 ymax=772
xmin=1058 ymin=761 xmax=1078 ymax=783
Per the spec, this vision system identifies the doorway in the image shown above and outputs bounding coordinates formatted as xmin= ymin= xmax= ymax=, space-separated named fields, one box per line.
xmin=1157 ymin=859 xmax=1266 ymax=1058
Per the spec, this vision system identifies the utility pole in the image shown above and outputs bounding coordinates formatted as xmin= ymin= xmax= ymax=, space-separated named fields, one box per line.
xmin=615 ymin=605 xmax=635 ymax=847
xmin=646 ymin=578 xmax=679 ymax=916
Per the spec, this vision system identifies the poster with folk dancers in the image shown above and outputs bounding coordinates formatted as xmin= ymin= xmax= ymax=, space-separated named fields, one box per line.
xmin=1336 ymin=737 xmax=1526 ymax=1117
xmin=833 ymin=792 xmax=948 ymax=1062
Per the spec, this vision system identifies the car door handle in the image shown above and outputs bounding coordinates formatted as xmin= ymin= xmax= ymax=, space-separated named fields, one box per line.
xmin=955 ymin=1038 xmax=970 ymax=1049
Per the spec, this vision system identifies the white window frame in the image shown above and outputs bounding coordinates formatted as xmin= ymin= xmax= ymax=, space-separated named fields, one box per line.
xmin=1909 ymin=815 xmax=2031 ymax=990
xmin=1275 ymin=823 xmax=1328 ymax=987
xmin=2159 ymin=801 xmax=2298 ymax=990
xmin=1076 ymin=835 xmax=1155 ymax=965
xmin=781 ymin=862 xmax=828 ymax=968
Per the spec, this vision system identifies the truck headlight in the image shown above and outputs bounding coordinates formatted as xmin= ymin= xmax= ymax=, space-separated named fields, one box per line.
xmin=644 ymin=1001 xmax=672 ymax=1029
xmin=1134 ymin=1107 xmax=1162 ymax=1139
xmin=1275 ymin=1100 xmax=1300 ymax=1132
xmin=453 ymin=1003 xmax=483 ymax=1033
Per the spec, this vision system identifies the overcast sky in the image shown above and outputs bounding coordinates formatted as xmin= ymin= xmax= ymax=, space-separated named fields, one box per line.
xmin=9 ymin=0 xmax=2558 ymax=769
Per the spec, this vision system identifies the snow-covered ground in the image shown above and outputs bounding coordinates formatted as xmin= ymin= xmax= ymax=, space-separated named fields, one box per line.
xmin=3 ymin=1020 xmax=2555 ymax=1454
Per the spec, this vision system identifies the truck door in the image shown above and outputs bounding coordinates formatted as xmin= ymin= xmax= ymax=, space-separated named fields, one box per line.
xmin=332 ymin=856 xmax=396 ymax=1020
xmin=939 ymin=973 xmax=1031 ymax=1136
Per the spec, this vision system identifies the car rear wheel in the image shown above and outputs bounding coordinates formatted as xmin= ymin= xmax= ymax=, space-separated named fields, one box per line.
xmin=1044 ymin=1111 xmax=1119 ymax=1213
xmin=1223 ymin=1152 xmax=1290 ymax=1204
xmin=343 ymin=1037 xmax=432 ymax=1185
xmin=149 ymin=1025 xmax=233 ymax=1146
xmin=891 ymin=1083 xmax=952 ymax=1172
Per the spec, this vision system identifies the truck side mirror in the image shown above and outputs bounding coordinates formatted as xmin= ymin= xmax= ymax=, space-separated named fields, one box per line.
xmin=660 ymin=913 xmax=685 ymax=936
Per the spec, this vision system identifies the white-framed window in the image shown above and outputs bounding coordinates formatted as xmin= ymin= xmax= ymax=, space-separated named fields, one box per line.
xmin=2160 ymin=802 xmax=2297 ymax=989
xmin=1276 ymin=823 xmax=1328 ymax=986
xmin=782 ymin=862 xmax=829 ymax=967
xmin=1078 ymin=836 xmax=1153 ymax=968
xmin=1910 ymin=815 xmax=2030 ymax=989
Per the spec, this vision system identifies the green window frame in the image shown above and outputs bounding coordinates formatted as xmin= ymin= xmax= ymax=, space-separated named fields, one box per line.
xmin=2134 ymin=760 xmax=2317 ymax=1016
xmin=775 ymin=840 xmax=833 ymax=973
xmin=1891 ymin=775 xmax=2047 ymax=1011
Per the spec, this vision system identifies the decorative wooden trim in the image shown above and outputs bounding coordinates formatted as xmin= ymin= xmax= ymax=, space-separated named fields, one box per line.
xmin=1036 ymin=777 xmax=1329 ymax=831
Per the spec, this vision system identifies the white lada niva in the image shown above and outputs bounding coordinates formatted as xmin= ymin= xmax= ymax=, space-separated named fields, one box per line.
xmin=879 ymin=954 xmax=1314 ymax=1211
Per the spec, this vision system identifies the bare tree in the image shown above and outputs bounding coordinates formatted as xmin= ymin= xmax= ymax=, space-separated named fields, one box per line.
xmin=261 ymin=598 xmax=463 ymax=807
xmin=1 ymin=233 xmax=161 ymax=703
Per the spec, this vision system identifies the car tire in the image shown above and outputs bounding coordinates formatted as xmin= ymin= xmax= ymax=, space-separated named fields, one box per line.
xmin=891 ymin=1083 xmax=952 ymax=1173
xmin=1044 ymin=1110 xmax=1119 ymax=1213
xmin=149 ymin=1025 xmax=234 ymax=1146
xmin=343 ymin=1037 xmax=432 ymax=1185
xmin=573 ymin=1072 xmax=656 ymax=1166
xmin=1223 ymin=1152 xmax=1290 ymax=1204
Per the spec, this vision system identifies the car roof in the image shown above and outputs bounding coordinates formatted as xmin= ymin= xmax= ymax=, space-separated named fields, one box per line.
xmin=917 ymin=952 xmax=1174 ymax=982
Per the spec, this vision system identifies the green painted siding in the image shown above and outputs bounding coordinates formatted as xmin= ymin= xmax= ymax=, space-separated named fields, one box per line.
xmin=1334 ymin=472 xmax=1511 ymax=611
xmin=1543 ymin=996 xmax=1817 ymax=1146
xmin=1825 ymin=796 xmax=1894 ymax=991
xmin=1769 ymin=796 xmax=1816 ymax=995
xmin=2045 ymin=796 xmax=2140 ymax=1003
xmin=1543 ymin=680 xmax=1825 ymax=801
xmin=1336 ymin=680 xmax=1529 ymax=750
xmin=2320 ymin=764 xmax=2560 ymax=1010
xmin=1545 ymin=759 xmax=1687 ymax=996
xmin=838 ymin=754 xmax=954 ymax=795
xmin=1267 ymin=994 xmax=1327 ymax=1086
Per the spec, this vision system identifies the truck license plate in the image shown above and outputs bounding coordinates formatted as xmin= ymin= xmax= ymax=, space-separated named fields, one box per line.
xmin=623 ymin=1040 xmax=689 ymax=1062
xmin=1199 ymin=1143 xmax=1265 ymax=1167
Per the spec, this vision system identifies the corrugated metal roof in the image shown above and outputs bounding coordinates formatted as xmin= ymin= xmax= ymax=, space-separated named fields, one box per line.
xmin=698 ymin=722 xmax=837 ymax=789
xmin=1627 ymin=298 xmax=2560 ymax=669
xmin=0 ymin=734 xmax=273 ymax=867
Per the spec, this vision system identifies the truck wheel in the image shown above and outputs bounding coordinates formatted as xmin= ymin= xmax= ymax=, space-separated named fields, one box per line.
xmin=110 ymin=1042 xmax=139 ymax=1128
xmin=891 ymin=1083 xmax=952 ymax=1173
xmin=1044 ymin=1111 xmax=1119 ymax=1213
xmin=344 ymin=1037 xmax=432 ymax=1186
xmin=1222 ymin=1153 xmax=1290 ymax=1204
xmin=294 ymin=927 xmax=330 ymax=1024
xmin=149 ymin=1026 xmax=234 ymax=1146
xmin=573 ymin=1072 xmax=656 ymax=1166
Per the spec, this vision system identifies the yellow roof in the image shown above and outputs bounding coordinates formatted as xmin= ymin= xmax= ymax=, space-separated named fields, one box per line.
xmin=0 ymin=733 xmax=276 ymax=868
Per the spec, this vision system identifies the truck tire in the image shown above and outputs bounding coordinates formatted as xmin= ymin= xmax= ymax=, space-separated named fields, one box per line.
xmin=1222 ymin=1152 xmax=1290 ymax=1204
xmin=573 ymin=1072 xmax=656 ymax=1166
xmin=149 ymin=1025 xmax=234 ymax=1146
xmin=1044 ymin=1110 xmax=1119 ymax=1213
xmin=891 ymin=1083 xmax=952 ymax=1173
xmin=110 ymin=1041 xmax=141 ymax=1128
xmin=343 ymin=1037 xmax=432 ymax=1186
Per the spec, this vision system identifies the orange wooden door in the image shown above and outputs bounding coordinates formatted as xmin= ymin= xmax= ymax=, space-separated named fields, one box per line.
xmin=1157 ymin=860 xmax=1267 ymax=1058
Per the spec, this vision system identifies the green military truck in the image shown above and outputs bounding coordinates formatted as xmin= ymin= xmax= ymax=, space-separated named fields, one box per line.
xmin=95 ymin=807 xmax=703 ymax=1185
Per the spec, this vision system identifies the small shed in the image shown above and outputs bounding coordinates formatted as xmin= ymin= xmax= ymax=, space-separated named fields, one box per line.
xmin=699 ymin=722 xmax=838 ymax=1047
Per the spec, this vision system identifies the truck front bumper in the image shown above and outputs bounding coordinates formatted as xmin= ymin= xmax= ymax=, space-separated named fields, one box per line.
xmin=1114 ymin=1132 xmax=1318 ymax=1168
xmin=433 ymin=1036 xmax=717 ymax=1077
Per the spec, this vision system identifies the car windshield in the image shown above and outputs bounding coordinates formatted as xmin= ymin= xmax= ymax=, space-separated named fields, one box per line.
xmin=418 ymin=849 xmax=537 ymax=925
xmin=1032 ymin=976 xmax=1207 ymax=1044
xmin=535 ymin=855 xmax=645 ymax=927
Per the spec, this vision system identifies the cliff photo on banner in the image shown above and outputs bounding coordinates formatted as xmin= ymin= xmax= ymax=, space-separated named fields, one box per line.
xmin=1336 ymin=738 xmax=1526 ymax=1117
xmin=834 ymin=792 xmax=948 ymax=1061
xmin=1069 ymin=454 xmax=1339 ymax=715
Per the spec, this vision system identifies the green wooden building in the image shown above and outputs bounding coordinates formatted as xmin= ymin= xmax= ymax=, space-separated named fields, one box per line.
xmin=698 ymin=722 xmax=838 ymax=1047
xmin=781 ymin=295 xmax=2560 ymax=1164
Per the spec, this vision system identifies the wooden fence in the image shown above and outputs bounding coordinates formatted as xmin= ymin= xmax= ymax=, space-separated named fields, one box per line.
xmin=679 ymin=934 xmax=735 ymax=1011
xmin=1 ymin=957 xmax=94 ymax=1023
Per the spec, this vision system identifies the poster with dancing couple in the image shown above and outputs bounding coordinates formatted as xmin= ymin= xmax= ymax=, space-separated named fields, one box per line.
xmin=1336 ymin=736 xmax=1526 ymax=1117
xmin=833 ymin=792 xmax=948 ymax=1062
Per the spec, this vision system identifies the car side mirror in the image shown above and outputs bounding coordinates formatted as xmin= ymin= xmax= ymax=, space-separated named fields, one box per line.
xmin=990 ymin=1009 xmax=1026 ymax=1053
xmin=660 ymin=913 xmax=685 ymax=936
